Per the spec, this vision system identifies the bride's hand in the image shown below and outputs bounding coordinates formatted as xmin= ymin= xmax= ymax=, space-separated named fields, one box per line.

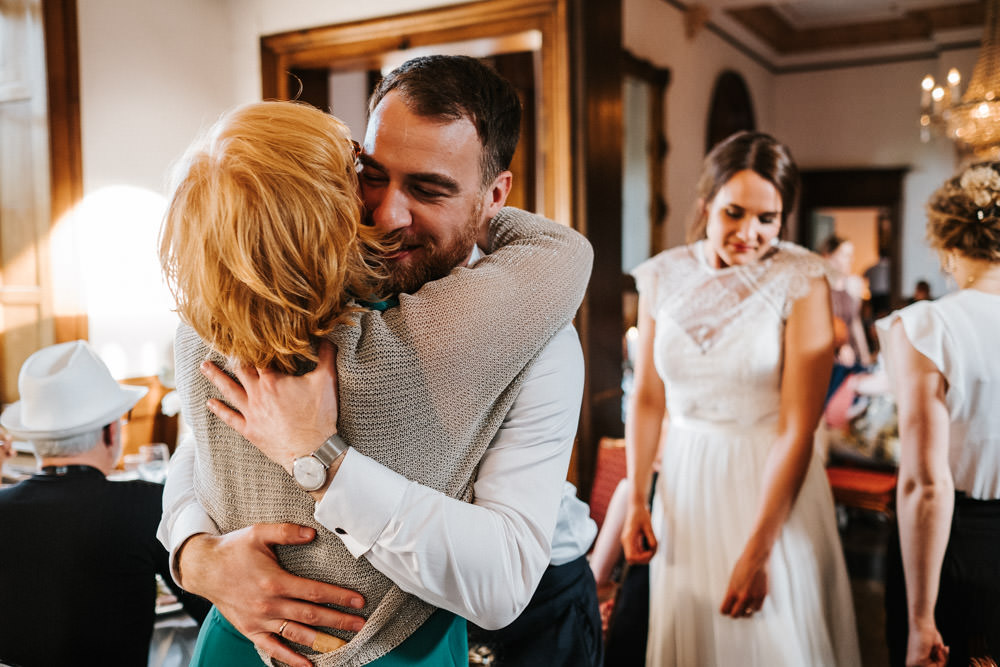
xmin=621 ymin=501 xmax=657 ymax=564
xmin=719 ymin=549 xmax=768 ymax=619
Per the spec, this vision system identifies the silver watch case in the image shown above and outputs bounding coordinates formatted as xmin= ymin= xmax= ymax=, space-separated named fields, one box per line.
xmin=292 ymin=433 xmax=349 ymax=491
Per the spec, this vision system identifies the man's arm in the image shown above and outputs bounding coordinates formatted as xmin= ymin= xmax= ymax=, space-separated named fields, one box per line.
xmin=159 ymin=434 xmax=367 ymax=667
xmin=158 ymin=434 xmax=218 ymax=580
xmin=318 ymin=326 xmax=583 ymax=629
xmin=203 ymin=325 xmax=584 ymax=630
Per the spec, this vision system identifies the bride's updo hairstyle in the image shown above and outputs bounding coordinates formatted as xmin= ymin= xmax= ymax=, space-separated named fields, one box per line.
xmin=687 ymin=131 xmax=800 ymax=243
xmin=926 ymin=161 xmax=1000 ymax=262
xmin=159 ymin=100 xmax=389 ymax=374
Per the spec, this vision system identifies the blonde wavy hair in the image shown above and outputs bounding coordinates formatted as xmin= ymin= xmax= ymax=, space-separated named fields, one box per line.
xmin=159 ymin=101 xmax=388 ymax=374
xmin=926 ymin=161 xmax=1000 ymax=262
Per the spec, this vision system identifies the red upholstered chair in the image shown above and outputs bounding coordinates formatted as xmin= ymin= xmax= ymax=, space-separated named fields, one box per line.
xmin=826 ymin=465 xmax=898 ymax=518
xmin=590 ymin=437 xmax=627 ymax=530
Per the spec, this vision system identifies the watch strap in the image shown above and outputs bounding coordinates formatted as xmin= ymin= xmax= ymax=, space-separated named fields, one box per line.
xmin=312 ymin=433 xmax=349 ymax=467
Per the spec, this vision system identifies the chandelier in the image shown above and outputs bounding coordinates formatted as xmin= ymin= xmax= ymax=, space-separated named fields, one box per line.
xmin=920 ymin=0 xmax=1000 ymax=161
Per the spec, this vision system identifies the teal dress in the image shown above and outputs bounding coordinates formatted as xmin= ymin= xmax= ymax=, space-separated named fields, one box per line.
xmin=191 ymin=606 xmax=467 ymax=666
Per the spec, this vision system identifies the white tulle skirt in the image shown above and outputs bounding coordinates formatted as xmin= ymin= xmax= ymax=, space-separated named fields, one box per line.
xmin=647 ymin=418 xmax=861 ymax=667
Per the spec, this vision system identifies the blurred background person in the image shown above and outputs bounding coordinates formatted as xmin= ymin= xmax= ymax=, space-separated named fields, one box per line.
xmin=0 ymin=340 xmax=209 ymax=667
xmin=819 ymin=234 xmax=874 ymax=369
xmin=909 ymin=279 xmax=933 ymax=304
xmin=621 ymin=131 xmax=859 ymax=666
xmin=878 ymin=161 xmax=1000 ymax=667
xmin=865 ymin=247 xmax=893 ymax=318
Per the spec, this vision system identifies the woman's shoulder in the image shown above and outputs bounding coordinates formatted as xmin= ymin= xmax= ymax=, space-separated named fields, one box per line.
xmin=772 ymin=241 xmax=829 ymax=276
xmin=632 ymin=243 xmax=696 ymax=275
xmin=759 ymin=242 xmax=831 ymax=310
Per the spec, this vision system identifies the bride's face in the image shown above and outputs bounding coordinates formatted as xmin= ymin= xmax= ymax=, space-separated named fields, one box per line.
xmin=703 ymin=169 xmax=783 ymax=269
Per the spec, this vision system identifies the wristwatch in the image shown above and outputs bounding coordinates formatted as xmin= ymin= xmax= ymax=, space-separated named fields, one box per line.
xmin=292 ymin=433 xmax=349 ymax=492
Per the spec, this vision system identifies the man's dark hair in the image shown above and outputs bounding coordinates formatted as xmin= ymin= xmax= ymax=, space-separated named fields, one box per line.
xmin=369 ymin=55 xmax=522 ymax=188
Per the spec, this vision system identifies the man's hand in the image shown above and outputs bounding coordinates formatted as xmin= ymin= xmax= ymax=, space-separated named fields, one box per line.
xmin=202 ymin=341 xmax=340 ymax=471
xmin=178 ymin=524 xmax=365 ymax=667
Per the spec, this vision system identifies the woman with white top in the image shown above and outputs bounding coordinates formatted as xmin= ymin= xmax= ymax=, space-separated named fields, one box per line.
xmin=878 ymin=160 xmax=1000 ymax=667
xmin=621 ymin=131 xmax=860 ymax=666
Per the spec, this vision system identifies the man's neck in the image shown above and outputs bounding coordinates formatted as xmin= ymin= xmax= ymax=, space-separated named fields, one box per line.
xmin=39 ymin=451 xmax=110 ymax=477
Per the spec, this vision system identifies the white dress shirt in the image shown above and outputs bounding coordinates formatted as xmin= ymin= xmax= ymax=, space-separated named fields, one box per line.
xmin=158 ymin=325 xmax=595 ymax=629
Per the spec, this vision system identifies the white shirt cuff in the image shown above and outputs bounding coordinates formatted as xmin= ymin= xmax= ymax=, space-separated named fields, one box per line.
xmin=164 ymin=503 xmax=220 ymax=583
xmin=314 ymin=447 xmax=408 ymax=558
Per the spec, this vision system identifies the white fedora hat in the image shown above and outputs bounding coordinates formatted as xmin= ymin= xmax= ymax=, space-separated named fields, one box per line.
xmin=0 ymin=340 xmax=148 ymax=440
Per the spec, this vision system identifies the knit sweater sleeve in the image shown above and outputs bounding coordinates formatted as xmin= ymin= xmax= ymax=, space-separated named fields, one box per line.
xmin=368 ymin=206 xmax=593 ymax=389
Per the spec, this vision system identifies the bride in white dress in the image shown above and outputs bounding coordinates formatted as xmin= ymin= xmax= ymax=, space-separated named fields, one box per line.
xmin=621 ymin=131 xmax=861 ymax=666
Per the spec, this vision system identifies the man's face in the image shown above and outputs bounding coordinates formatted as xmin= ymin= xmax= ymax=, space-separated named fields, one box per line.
xmin=359 ymin=91 xmax=510 ymax=294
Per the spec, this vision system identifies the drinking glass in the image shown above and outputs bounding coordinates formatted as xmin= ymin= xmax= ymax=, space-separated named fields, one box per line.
xmin=137 ymin=443 xmax=170 ymax=483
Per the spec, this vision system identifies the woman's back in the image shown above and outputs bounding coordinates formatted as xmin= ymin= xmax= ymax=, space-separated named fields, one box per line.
xmin=878 ymin=289 xmax=1000 ymax=499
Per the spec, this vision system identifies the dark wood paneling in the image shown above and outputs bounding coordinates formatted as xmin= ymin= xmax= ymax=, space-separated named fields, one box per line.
xmin=571 ymin=0 xmax=623 ymax=501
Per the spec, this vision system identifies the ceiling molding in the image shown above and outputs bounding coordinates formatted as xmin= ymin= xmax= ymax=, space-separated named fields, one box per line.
xmin=726 ymin=2 xmax=984 ymax=54
xmin=662 ymin=0 xmax=986 ymax=73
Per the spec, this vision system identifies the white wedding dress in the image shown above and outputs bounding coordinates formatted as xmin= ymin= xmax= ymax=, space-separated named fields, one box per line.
xmin=632 ymin=241 xmax=861 ymax=667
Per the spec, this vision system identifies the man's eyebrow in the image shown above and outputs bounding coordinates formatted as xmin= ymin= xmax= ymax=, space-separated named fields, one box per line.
xmin=406 ymin=172 xmax=461 ymax=194
xmin=358 ymin=153 xmax=382 ymax=170
xmin=357 ymin=154 xmax=461 ymax=194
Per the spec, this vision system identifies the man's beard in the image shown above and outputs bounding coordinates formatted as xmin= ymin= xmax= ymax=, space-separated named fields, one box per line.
xmin=380 ymin=202 xmax=481 ymax=294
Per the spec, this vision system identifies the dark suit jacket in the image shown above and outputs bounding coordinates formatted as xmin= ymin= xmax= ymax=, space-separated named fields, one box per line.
xmin=0 ymin=466 xmax=208 ymax=667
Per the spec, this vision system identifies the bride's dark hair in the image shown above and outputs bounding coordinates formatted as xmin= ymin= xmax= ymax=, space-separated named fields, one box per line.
xmin=688 ymin=131 xmax=800 ymax=243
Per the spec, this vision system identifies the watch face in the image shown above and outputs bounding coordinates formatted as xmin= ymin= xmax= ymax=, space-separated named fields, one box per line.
xmin=293 ymin=456 xmax=326 ymax=491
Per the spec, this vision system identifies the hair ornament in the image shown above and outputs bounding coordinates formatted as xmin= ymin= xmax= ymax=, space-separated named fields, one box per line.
xmin=959 ymin=164 xmax=1000 ymax=214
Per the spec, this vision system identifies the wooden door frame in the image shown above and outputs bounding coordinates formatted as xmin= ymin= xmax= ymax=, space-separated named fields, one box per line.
xmin=260 ymin=0 xmax=572 ymax=226
xmin=260 ymin=0 xmax=623 ymax=498
xmin=797 ymin=168 xmax=907 ymax=309
xmin=42 ymin=0 xmax=86 ymax=343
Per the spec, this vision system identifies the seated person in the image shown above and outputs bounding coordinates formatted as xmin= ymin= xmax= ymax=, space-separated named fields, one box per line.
xmin=0 ymin=429 xmax=13 ymax=484
xmin=0 ymin=341 xmax=209 ymax=667
xmin=822 ymin=360 xmax=899 ymax=467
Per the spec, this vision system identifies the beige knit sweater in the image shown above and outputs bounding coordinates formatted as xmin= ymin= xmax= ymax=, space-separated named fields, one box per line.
xmin=174 ymin=208 xmax=593 ymax=666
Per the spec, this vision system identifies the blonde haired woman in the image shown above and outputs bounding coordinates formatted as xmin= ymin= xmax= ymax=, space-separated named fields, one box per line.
xmin=159 ymin=100 xmax=592 ymax=666
xmin=879 ymin=161 xmax=1000 ymax=667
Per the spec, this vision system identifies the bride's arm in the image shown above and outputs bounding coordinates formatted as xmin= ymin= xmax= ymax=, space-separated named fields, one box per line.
xmin=719 ymin=275 xmax=834 ymax=618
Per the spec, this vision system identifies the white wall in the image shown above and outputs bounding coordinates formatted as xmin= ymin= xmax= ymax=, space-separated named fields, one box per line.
xmin=774 ymin=49 xmax=978 ymax=298
xmin=73 ymin=0 xmax=460 ymax=378
xmin=623 ymin=0 xmax=977 ymax=298
xmin=75 ymin=0 xmax=238 ymax=378
xmin=625 ymin=0 xmax=774 ymax=250
xmin=73 ymin=0 xmax=978 ymax=375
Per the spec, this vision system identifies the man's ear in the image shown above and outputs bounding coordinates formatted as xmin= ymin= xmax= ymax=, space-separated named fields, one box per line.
xmin=482 ymin=170 xmax=513 ymax=220
xmin=103 ymin=420 xmax=120 ymax=447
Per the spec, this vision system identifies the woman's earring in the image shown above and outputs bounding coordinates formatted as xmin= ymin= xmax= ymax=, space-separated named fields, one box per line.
xmin=942 ymin=251 xmax=957 ymax=275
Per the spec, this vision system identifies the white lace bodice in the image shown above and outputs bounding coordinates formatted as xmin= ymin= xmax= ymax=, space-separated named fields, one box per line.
xmin=632 ymin=241 xmax=830 ymax=427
